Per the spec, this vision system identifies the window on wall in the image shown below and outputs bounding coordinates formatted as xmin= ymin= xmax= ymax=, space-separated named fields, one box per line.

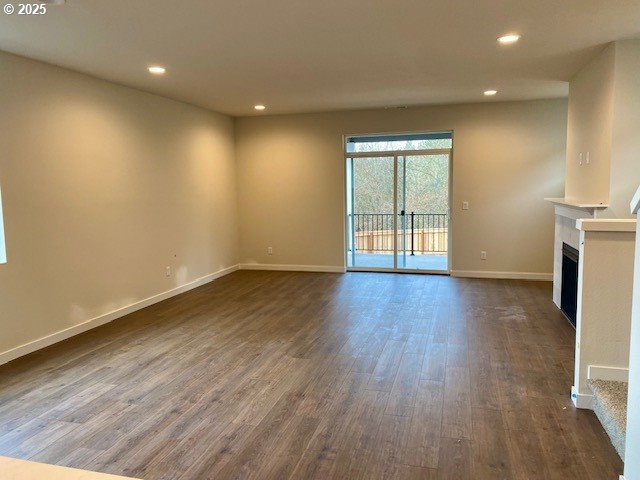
xmin=0 ymin=188 xmax=6 ymax=264
xmin=345 ymin=131 xmax=453 ymax=153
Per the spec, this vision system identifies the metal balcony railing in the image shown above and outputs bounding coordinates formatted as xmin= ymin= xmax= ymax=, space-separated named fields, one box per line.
xmin=350 ymin=212 xmax=448 ymax=254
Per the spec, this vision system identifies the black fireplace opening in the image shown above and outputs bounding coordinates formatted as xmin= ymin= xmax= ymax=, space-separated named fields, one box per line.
xmin=561 ymin=243 xmax=579 ymax=328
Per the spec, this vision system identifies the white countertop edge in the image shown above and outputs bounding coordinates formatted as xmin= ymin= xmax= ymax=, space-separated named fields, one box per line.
xmin=0 ymin=456 xmax=141 ymax=480
xmin=576 ymin=218 xmax=637 ymax=232
xmin=544 ymin=197 xmax=609 ymax=210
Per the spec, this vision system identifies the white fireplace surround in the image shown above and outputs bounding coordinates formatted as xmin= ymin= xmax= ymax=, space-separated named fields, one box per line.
xmin=546 ymin=198 xmax=637 ymax=409
xmin=545 ymin=198 xmax=608 ymax=307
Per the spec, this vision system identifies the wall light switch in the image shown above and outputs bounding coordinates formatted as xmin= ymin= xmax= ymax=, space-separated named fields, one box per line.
xmin=585 ymin=151 xmax=590 ymax=165
xmin=166 ymin=266 xmax=171 ymax=277
xmin=462 ymin=201 xmax=469 ymax=210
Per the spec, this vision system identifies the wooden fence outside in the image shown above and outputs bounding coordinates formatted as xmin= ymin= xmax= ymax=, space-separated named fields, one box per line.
xmin=354 ymin=228 xmax=448 ymax=254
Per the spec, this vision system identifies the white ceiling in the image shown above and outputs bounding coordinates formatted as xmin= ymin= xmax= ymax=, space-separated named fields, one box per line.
xmin=1 ymin=0 xmax=639 ymax=116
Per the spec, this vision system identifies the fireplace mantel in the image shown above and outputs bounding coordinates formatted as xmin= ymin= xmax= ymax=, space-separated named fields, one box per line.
xmin=545 ymin=197 xmax=608 ymax=218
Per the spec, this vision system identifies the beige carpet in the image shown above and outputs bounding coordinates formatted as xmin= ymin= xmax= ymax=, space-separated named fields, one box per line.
xmin=588 ymin=379 xmax=628 ymax=459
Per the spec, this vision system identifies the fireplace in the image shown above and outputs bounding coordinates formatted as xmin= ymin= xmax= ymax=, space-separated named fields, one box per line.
xmin=561 ymin=243 xmax=579 ymax=328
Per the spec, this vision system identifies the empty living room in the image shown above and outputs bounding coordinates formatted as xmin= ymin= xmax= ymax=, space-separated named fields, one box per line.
xmin=1 ymin=1 xmax=640 ymax=479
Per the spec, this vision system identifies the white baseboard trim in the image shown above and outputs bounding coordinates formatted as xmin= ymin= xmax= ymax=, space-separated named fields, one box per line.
xmin=239 ymin=263 xmax=346 ymax=273
xmin=588 ymin=365 xmax=629 ymax=383
xmin=239 ymin=265 xmax=548 ymax=279
xmin=451 ymin=270 xmax=553 ymax=281
xmin=571 ymin=385 xmax=595 ymax=409
xmin=0 ymin=264 xmax=239 ymax=367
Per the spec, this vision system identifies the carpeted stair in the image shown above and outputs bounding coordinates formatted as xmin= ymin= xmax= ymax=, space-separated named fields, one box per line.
xmin=588 ymin=379 xmax=628 ymax=459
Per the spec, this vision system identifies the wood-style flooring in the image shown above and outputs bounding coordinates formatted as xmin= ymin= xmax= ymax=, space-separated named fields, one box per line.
xmin=0 ymin=271 xmax=623 ymax=479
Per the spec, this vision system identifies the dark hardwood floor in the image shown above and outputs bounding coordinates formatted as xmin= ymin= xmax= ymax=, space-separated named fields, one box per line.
xmin=0 ymin=271 xmax=623 ymax=479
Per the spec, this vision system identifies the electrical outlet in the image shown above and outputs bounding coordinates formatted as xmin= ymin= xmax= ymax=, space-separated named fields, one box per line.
xmin=166 ymin=266 xmax=171 ymax=277
xmin=586 ymin=151 xmax=590 ymax=165
xmin=267 ymin=246 xmax=273 ymax=255
xmin=480 ymin=251 xmax=487 ymax=260
xmin=462 ymin=201 xmax=469 ymax=210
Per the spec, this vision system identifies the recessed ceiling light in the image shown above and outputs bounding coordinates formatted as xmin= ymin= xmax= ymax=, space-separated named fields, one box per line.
xmin=148 ymin=66 xmax=166 ymax=75
xmin=484 ymin=90 xmax=498 ymax=96
xmin=498 ymin=34 xmax=521 ymax=45
xmin=254 ymin=105 xmax=266 ymax=111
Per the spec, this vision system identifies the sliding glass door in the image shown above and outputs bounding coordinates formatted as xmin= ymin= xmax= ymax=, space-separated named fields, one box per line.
xmin=347 ymin=156 xmax=395 ymax=269
xmin=345 ymin=133 xmax=451 ymax=273
xmin=396 ymin=154 xmax=449 ymax=271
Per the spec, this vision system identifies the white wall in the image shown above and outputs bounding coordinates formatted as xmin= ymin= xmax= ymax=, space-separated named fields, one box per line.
xmin=626 ymin=187 xmax=640 ymax=480
xmin=609 ymin=40 xmax=640 ymax=218
xmin=574 ymin=226 xmax=635 ymax=398
xmin=0 ymin=51 xmax=239 ymax=359
xmin=564 ymin=44 xmax=615 ymax=205
xmin=235 ymin=99 xmax=567 ymax=276
xmin=565 ymin=40 xmax=640 ymax=217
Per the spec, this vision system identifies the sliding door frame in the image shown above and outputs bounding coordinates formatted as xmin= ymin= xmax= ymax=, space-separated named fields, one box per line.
xmin=344 ymin=147 xmax=453 ymax=275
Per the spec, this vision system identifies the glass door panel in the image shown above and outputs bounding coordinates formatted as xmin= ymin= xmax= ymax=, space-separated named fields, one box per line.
xmin=396 ymin=154 xmax=449 ymax=271
xmin=347 ymin=156 xmax=395 ymax=269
